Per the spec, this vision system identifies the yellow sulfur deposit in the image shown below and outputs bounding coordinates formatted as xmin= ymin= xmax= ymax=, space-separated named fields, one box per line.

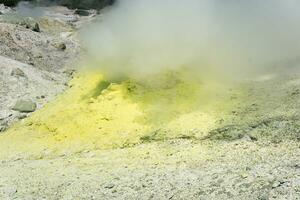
xmin=0 ymin=69 xmax=240 ymax=160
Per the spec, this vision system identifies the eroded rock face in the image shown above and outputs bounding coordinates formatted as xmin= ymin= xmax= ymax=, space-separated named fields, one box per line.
xmin=0 ymin=5 xmax=83 ymax=132
xmin=1 ymin=0 xmax=114 ymax=10
xmin=57 ymin=0 xmax=115 ymax=10
xmin=0 ymin=23 xmax=79 ymax=72
xmin=0 ymin=4 xmax=12 ymax=13
xmin=0 ymin=0 xmax=21 ymax=7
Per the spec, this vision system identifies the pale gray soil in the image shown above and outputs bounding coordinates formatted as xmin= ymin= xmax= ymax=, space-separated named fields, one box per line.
xmin=1 ymin=140 xmax=300 ymax=200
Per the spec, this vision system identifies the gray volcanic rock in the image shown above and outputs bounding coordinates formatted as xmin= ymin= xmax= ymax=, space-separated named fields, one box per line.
xmin=10 ymin=68 xmax=26 ymax=77
xmin=64 ymin=0 xmax=114 ymax=9
xmin=0 ymin=4 xmax=12 ymax=14
xmin=0 ymin=0 xmax=21 ymax=7
xmin=12 ymin=100 xmax=37 ymax=113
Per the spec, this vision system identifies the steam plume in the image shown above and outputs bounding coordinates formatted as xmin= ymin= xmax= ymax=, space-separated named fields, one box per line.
xmin=82 ymin=0 xmax=300 ymax=79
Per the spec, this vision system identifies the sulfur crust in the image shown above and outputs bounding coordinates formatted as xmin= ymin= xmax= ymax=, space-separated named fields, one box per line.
xmin=0 ymin=69 xmax=239 ymax=160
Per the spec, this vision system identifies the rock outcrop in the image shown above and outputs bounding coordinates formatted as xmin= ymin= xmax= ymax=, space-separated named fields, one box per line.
xmin=1 ymin=0 xmax=114 ymax=10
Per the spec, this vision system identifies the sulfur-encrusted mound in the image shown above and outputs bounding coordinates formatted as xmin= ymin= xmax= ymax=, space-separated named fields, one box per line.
xmin=0 ymin=70 xmax=239 ymax=160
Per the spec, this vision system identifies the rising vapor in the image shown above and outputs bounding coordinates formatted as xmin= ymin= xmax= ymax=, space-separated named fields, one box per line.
xmin=81 ymin=0 xmax=300 ymax=80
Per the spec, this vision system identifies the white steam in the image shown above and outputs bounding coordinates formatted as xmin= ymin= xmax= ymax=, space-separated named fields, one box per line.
xmin=16 ymin=1 xmax=46 ymax=18
xmin=82 ymin=0 xmax=300 ymax=79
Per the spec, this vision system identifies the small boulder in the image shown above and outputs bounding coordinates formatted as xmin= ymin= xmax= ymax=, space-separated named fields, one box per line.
xmin=75 ymin=9 xmax=91 ymax=16
xmin=17 ymin=114 xmax=27 ymax=120
xmin=32 ymin=23 xmax=40 ymax=32
xmin=240 ymin=134 xmax=257 ymax=142
xmin=63 ymin=69 xmax=76 ymax=77
xmin=21 ymin=18 xmax=41 ymax=32
xmin=11 ymin=68 xmax=26 ymax=77
xmin=104 ymin=183 xmax=115 ymax=189
xmin=12 ymin=100 xmax=37 ymax=113
xmin=52 ymin=42 xmax=67 ymax=51
xmin=59 ymin=43 xmax=66 ymax=50
xmin=0 ymin=120 xmax=7 ymax=132
xmin=0 ymin=125 xmax=6 ymax=132
xmin=272 ymin=180 xmax=285 ymax=188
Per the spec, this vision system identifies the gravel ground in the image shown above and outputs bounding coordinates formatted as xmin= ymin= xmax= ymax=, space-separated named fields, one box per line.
xmin=1 ymin=139 xmax=300 ymax=200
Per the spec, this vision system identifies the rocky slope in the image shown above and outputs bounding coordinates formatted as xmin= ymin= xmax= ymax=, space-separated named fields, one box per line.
xmin=0 ymin=4 xmax=86 ymax=131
